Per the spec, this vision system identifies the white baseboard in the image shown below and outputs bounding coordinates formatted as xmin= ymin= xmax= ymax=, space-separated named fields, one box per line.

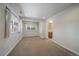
xmin=53 ymin=40 xmax=79 ymax=56
xmin=5 ymin=36 xmax=23 ymax=56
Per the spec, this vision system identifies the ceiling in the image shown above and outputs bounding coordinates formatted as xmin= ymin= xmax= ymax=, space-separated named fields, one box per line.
xmin=7 ymin=3 xmax=72 ymax=20
xmin=20 ymin=3 xmax=73 ymax=20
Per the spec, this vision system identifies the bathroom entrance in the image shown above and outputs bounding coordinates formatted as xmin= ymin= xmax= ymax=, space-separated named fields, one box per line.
xmin=48 ymin=20 xmax=53 ymax=39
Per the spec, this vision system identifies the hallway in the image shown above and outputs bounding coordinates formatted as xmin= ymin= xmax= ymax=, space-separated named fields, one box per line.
xmin=9 ymin=37 xmax=76 ymax=56
xmin=0 ymin=3 xmax=79 ymax=56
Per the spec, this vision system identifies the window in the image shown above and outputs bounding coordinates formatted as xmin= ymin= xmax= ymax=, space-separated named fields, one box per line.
xmin=25 ymin=25 xmax=36 ymax=31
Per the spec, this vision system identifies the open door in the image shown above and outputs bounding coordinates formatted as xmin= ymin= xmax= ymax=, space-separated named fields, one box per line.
xmin=48 ymin=32 xmax=53 ymax=39
xmin=48 ymin=20 xmax=53 ymax=39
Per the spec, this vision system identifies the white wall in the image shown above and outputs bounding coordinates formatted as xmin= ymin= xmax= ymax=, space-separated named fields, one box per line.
xmin=6 ymin=3 xmax=22 ymax=17
xmin=48 ymin=4 xmax=79 ymax=55
xmin=22 ymin=18 xmax=47 ymax=38
xmin=0 ymin=4 xmax=23 ymax=56
xmin=0 ymin=4 xmax=5 ymax=43
xmin=39 ymin=20 xmax=47 ymax=38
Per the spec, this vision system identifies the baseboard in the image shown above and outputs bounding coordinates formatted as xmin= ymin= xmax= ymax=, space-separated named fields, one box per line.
xmin=53 ymin=40 xmax=79 ymax=56
xmin=5 ymin=36 xmax=23 ymax=56
xmin=23 ymin=36 xmax=40 ymax=38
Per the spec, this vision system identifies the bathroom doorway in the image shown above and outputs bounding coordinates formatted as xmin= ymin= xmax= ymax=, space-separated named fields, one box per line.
xmin=48 ymin=20 xmax=53 ymax=39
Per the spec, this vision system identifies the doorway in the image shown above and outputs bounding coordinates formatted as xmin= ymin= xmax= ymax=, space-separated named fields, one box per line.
xmin=23 ymin=21 xmax=39 ymax=37
xmin=48 ymin=20 xmax=53 ymax=39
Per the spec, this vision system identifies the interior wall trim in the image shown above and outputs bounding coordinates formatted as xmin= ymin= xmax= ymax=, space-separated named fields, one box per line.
xmin=53 ymin=40 xmax=79 ymax=56
xmin=5 ymin=35 xmax=23 ymax=56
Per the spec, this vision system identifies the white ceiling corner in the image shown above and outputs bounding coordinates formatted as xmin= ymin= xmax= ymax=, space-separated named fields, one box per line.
xmin=19 ymin=3 xmax=73 ymax=20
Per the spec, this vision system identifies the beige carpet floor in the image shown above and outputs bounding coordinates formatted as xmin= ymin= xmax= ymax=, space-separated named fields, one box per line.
xmin=8 ymin=37 xmax=77 ymax=56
